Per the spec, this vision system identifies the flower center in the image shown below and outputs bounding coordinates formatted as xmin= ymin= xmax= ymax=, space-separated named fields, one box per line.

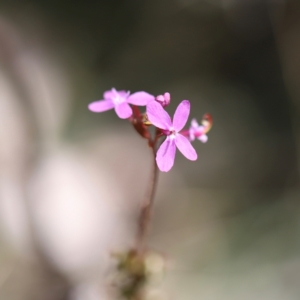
xmin=169 ymin=129 xmax=177 ymax=140
xmin=112 ymin=94 xmax=126 ymax=105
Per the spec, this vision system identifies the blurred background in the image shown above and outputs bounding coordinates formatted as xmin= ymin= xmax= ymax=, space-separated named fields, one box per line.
xmin=1 ymin=0 xmax=300 ymax=299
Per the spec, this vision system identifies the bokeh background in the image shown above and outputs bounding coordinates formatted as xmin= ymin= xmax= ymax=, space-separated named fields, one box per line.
xmin=1 ymin=0 xmax=300 ymax=299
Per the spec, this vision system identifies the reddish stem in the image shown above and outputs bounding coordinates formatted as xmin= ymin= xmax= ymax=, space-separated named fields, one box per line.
xmin=136 ymin=132 xmax=160 ymax=253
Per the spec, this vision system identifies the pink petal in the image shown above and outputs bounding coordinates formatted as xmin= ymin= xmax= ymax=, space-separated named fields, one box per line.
xmin=175 ymin=134 xmax=197 ymax=161
xmin=104 ymin=88 xmax=128 ymax=100
xmin=146 ymin=100 xmax=172 ymax=130
xmin=127 ymin=91 xmax=155 ymax=106
xmin=198 ymin=134 xmax=208 ymax=143
xmin=103 ymin=88 xmax=116 ymax=99
xmin=163 ymin=92 xmax=171 ymax=103
xmin=191 ymin=118 xmax=199 ymax=128
xmin=173 ymin=100 xmax=190 ymax=131
xmin=189 ymin=130 xmax=195 ymax=141
xmin=114 ymin=102 xmax=133 ymax=119
xmin=88 ymin=99 xmax=115 ymax=112
xmin=156 ymin=95 xmax=164 ymax=102
xmin=156 ymin=138 xmax=176 ymax=172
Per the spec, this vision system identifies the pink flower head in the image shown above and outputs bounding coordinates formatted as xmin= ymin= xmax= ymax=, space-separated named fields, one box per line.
xmin=146 ymin=100 xmax=197 ymax=172
xmin=189 ymin=118 xmax=208 ymax=143
xmin=155 ymin=92 xmax=171 ymax=107
xmin=88 ymin=88 xmax=155 ymax=119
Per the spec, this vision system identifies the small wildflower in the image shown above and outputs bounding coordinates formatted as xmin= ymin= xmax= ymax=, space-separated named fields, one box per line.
xmin=88 ymin=88 xmax=154 ymax=119
xmin=146 ymin=100 xmax=197 ymax=172
xmin=155 ymin=92 xmax=171 ymax=107
xmin=189 ymin=118 xmax=208 ymax=143
xmin=189 ymin=113 xmax=213 ymax=142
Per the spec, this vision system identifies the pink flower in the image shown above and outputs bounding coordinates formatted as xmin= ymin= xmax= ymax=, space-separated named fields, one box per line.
xmin=189 ymin=119 xmax=208 ymax=143
xmin=155 ymin=92 xmax=171 ymax=107
xmin=88 ymin=88 xmax=155 ymax=119
xmin=146 ymin=100 xmax=197 ymax=172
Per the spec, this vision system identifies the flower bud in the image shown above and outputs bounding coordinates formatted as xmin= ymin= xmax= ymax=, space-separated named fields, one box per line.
xmin=155 ymin=92 xmax=171 ymax=107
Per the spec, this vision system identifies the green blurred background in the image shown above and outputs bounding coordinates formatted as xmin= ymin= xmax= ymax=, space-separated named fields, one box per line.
xmin=1 ymin=0 xmax=300 ymax=299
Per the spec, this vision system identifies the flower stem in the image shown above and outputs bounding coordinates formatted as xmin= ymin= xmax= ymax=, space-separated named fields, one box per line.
xmin=136 ymin=137 xmax=159 ymax=254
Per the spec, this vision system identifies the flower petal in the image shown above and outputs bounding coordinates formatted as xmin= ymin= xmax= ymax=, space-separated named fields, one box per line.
xmin=189 ymin=130 xmax=195 ymax=142
xmin=88 ymin=99 xmax=115 ymax=112
xmin=114 ymin=102 xmax=133 ymax=119
xmin=127 ymin=91 xmax=155 ymax=106
xmin=156 ymin=138 xmax=176 ymax=172
xmin=198 ymin=134 xmax=208 ymax=143
xmin=175 ymin=134 xmax=197 ymax=161
xmin=146 ymin=100 xmax=172 ymax=130
xmin=191 ymin=118 xmax=199 ymax=128
xmin=104 ymin=88 xmax=128 ymax=100
xmin=173 ymin=100 xmax=190 ymax=131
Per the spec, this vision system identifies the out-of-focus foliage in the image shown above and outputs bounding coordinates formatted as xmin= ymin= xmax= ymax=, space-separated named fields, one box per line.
xmin=0 ymin=0 xmax=300 ymax=299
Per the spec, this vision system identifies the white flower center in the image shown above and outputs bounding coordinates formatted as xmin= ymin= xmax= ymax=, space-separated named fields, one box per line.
xmin=169 ymin=128 xmax=177 ymax=140
xmin=112 ymin=94 xmax=126 ymax=105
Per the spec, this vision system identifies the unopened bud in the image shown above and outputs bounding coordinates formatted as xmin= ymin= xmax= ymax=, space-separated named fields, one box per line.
xmin=155 ymin=92 xmax=171 ymax=107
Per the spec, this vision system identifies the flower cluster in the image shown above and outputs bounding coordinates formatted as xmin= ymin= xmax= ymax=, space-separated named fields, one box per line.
xmin=88 ymin=88 xmax=212 ymax=172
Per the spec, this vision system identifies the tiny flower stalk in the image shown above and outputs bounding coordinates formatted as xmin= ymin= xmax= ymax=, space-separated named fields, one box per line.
xmin=88 ymin=89 xmax=212 ymax=299
xmin=136 ymin=127 xmax=160 ymax=252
